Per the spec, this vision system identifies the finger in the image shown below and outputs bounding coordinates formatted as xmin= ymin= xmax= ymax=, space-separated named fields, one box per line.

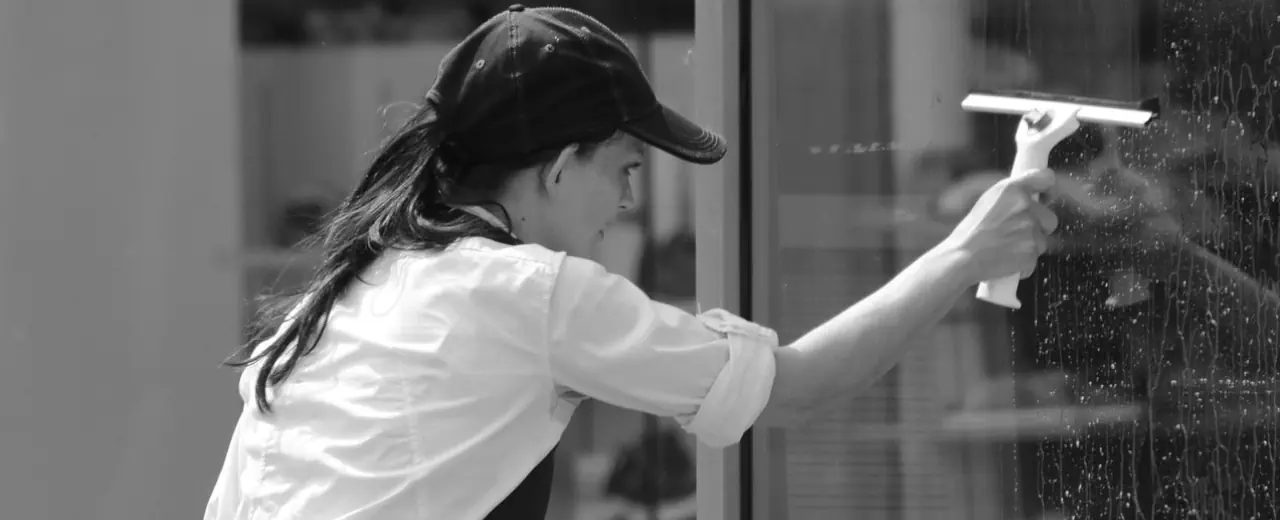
xmin=1028 ymin=200 xmax=1059 ymax=234
xmin=1011 ymin=167 xmax=1056 ymax=194
xmin=1045 ymin=107 xmax=1082 ymax=133
xmin=1032 ymin=225 xmax=1048 ymax=255
xmin=1022 ymin=107 xmax=1083 ymax=137
xmin=1019 ymin=252 xmax=1041 ymax=279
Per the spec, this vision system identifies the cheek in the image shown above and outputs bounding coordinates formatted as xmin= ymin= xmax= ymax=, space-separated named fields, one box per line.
xmin=593 ymin=177 xmax=627 ymax=219
xmin=582 ymin=174 xmax=622 ymax=209
xmin=551 ymin=184 xmax=608 ymax=232
xmin=552 ymin=171 xmax=625 ymax=233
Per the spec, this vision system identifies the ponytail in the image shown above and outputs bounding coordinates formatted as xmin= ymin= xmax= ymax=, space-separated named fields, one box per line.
xmin=226 ymin=91 xmax=610 ymax=413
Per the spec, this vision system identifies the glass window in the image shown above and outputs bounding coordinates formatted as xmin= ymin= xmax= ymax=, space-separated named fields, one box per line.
xmin=746 ymin=0 xmax=1280 ymax=518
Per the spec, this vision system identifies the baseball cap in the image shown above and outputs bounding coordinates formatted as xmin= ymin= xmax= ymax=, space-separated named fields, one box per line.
xmin=425 ymin=5 xmax=727 ymax=165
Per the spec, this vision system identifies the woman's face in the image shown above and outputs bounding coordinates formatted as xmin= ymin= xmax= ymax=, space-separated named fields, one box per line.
xmin=539 ymin=133 xmax=641 ymax=259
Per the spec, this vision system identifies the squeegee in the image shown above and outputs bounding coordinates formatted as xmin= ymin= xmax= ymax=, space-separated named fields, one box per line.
xmin=960 ymin=90 xmax=1161 ymax=309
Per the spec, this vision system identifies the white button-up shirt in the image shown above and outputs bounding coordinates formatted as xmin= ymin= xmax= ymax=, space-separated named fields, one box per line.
xmin=204 ymin=237 xmax=779 ymax=520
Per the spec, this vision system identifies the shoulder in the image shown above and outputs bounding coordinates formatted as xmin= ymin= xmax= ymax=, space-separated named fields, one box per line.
xmin=405 ymin=238 xmax=607 ymax=320
xmin=377 ymin=238 xmax=632 ymax=330
xmin=448 ymin=236 xmax=566 ymax=271
xmin=445 ymin=237 xmax=617 ymax=294
xmin=431 ymin=239 xmax=640 ymax=329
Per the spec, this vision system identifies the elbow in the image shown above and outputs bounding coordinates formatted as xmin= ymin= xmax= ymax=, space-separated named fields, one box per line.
xmin=755 ymin=345 xmax=821 ymax=429
xmin=755 ymin=398 xmax=808 ymax=429
xmin=756 ymin=385 xmax=825 ymax=429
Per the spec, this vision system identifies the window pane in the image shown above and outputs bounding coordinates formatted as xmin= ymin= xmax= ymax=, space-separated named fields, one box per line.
xmin=750 ymin=0 xmax=1280 ymax=519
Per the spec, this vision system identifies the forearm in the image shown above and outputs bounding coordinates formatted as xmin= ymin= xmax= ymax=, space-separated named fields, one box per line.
xmin=759 ymin=244 xmax=975 ymax=425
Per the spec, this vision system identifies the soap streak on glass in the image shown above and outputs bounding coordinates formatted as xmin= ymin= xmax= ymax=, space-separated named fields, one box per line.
xmin=975 ymin=0 xmax=1280 ymax=518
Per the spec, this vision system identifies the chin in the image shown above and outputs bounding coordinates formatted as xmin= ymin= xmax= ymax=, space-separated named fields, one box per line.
xmin=547 ymin=229 xmax=608 ymax=259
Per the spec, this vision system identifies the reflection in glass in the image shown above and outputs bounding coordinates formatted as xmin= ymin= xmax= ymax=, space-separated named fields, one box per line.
xmin=986 ymin=1 xmax=1280 ymax=519
xmin=753 ymin=0 xmax=1279 ymax=518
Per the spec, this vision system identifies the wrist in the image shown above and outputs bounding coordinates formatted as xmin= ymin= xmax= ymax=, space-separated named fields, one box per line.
xmin=924 ymin=241 xmax=979 ymax=291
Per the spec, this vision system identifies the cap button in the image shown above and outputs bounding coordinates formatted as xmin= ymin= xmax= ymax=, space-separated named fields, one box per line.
xmin=507 ymin=4 xmax=525 ymax=12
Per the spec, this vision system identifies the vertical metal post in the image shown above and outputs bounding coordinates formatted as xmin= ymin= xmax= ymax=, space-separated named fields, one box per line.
xmin=693 ymin=0 xmax=746 ymax=518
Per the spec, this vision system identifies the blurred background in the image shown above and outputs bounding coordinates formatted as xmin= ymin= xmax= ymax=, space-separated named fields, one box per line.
xmin=238 ymin=3 xmax=703 ymax=519
xmin=1 ymin=0 xmax=1278 ymax=519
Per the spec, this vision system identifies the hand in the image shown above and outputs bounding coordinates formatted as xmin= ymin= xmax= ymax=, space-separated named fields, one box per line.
xmin=939 ymin=168 xmax=1059 ymax=285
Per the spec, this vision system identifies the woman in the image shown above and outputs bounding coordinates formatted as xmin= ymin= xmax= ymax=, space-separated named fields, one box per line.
xmin=205 ymin=6 xmax=1059 ymax=520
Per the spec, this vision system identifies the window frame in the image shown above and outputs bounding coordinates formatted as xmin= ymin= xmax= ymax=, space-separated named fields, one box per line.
xmin=694 ymin=0 xmax=1012 ymax=517
xmin=692 ymin=0 xmax=749 ymax=518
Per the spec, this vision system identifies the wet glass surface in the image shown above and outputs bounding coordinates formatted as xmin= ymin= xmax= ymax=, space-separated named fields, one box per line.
xmin=997 ymin=1 xmax=1280 ymax=518
xmin=753 ymin=0 xmax=1280 ymax=518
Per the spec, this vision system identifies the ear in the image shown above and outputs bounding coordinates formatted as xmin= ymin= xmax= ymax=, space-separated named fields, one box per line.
xmin=542 ymin=144 xmax=579 ymax=192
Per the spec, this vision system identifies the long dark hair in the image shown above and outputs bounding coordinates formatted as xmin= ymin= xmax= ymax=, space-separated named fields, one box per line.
xmin=226 ymin=94 xmax=617 ymax=414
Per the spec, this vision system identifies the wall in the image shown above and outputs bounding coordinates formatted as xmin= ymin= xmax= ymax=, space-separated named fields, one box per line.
xmin=0 ymin=1 xmax=242 ymax=519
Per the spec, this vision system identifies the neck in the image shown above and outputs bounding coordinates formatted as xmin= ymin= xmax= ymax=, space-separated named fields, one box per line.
xmin=494 ymin=191 xmax=551 ymax=246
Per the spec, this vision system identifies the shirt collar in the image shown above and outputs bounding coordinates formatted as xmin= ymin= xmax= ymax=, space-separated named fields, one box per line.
xmin=450 ymin=204 xmax=518 ymax=240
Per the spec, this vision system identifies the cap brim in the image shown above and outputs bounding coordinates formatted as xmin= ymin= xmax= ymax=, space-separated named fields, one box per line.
xmin=622 ymin=104 xmax=727 ymax=165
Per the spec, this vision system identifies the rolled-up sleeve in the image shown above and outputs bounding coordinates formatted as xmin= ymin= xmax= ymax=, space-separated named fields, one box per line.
xmin=547 ymin=255 xmax=778 ymax=448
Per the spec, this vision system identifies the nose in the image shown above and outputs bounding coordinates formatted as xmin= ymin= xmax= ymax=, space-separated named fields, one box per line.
xmin=619 ymin=179 xmax=636 ymax=212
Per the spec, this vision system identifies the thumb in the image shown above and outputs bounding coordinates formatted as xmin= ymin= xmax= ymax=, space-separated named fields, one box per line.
xmin=1009 ymin=168 xmax=1056 ymax=195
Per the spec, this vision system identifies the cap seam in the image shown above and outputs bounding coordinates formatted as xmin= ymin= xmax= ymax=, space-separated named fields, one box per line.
xmin=506 ymin=11 xmax=532 ymax=150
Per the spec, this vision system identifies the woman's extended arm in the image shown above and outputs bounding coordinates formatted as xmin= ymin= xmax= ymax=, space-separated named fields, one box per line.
xmin=759 ymin=168 xmax=1058 ymax=426
xmin=546 ymin=170 xmax=1057 ymax=445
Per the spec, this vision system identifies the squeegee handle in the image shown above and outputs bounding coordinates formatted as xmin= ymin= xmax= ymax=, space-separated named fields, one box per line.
xmin=974 ymin=150 xmax=1047 ymax=308
xmin=975 ymin=109 xmax=1080 ymax=309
